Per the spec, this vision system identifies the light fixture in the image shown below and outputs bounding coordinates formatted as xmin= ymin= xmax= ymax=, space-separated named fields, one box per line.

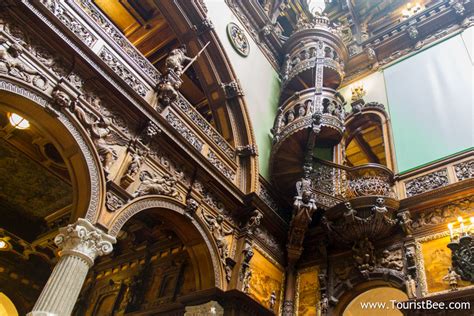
xmin=0 ymin=239 xmax=9 ymax=251
xmin=402 ymin=2 xmax=423 ymax=20
xmin=447 ymin=216 xmax=474 ymax=282
xmin=8 ymin=113 xmax=30 ymax=129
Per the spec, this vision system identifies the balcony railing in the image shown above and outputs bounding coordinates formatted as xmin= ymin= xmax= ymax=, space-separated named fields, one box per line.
xmin=310 ymin=158 xmax=396 ymax=208
xmin=272 ymin=87 xmax=345 ymax=146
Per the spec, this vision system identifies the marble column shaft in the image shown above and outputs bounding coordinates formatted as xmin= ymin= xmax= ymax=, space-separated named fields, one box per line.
xmin=28 ymin=218 xmax=115 ymax=316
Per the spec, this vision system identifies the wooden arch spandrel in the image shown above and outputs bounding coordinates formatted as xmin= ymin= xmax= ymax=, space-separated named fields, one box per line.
xmin=106 ymin=196 xmax=222 ymax=290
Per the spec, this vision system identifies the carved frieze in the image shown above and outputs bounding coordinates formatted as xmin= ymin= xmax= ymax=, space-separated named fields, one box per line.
xmin=133 ymin=170 xmax=181 ymax=199
xmin=98 ymin=47 xmax=148 ymax=97
xmin=410 ymin=196 xmax=474 ymax=231
xmin=254 ymin=227 xmax=283 ymax=257
xmin=257 ymin=184 xmax=280 ymax=213
xmin=405 ymin=169 xmax=449 ymax=197
xmin=0 ymin=36 xmax=48 ymax=90
xmin=75 ymin=0 xmax=160 ymax=82
xmin=39 ymin=0 xmax=97 ymax=47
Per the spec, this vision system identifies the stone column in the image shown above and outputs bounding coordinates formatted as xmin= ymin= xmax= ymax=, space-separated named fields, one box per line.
xmin=28 ymin=218 xmax=116 ymax=316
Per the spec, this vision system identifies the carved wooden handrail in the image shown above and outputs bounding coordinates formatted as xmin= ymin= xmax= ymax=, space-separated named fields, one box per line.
xmin=311 ymin=157 xmax=396 ymax=201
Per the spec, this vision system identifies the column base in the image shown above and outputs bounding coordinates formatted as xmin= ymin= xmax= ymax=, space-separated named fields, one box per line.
xmin=27 ymin=312 xmax=58 ymax=316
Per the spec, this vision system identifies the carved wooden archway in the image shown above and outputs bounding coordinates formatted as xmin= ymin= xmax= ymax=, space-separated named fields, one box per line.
xmin=0 ymin=79 xmax=105 ymax=222
xmin=155 ymin=0 xmax=259 ymax=193
xmin=106 ymin=196 xmax=222 ymax=290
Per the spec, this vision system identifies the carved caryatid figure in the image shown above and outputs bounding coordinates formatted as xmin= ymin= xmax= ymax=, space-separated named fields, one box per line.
xmin=165 ymin=45 xmax=193 ymax=76
xmin=126 ymin=152 xmax=143 ymax=178
xmin=133 ymin=171 xmax=179 ymax=198
xmin=269 ymin=291 xmax=277 ymax=310
xmin=73 ymin=105 xmax=122 ymax=172
xmin=397 ymin=210 xmax=414 ymax=236
xmin=203 ymin=213 xmax=233 ymax=262
xmin=343 ymin=202 xmax=357 ymax=223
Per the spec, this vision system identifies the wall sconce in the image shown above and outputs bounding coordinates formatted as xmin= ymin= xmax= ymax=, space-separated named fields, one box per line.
xmin=402 ymin=2 xmax=423 ymax=20
xmin=447 ymin=216 xmax=474 ymax=282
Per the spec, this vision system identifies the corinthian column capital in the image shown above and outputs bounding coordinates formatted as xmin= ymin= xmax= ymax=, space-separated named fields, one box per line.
xmin=54 ymin=218 xmax=116 ymax=266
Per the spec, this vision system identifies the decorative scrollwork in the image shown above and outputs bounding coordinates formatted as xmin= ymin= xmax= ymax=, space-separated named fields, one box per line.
xmin=405 ymin=169 xmax=449 ymax=197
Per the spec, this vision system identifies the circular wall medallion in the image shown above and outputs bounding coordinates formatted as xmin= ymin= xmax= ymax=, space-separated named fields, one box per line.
xmin=226 ymin=22 xmax=250 ymax=57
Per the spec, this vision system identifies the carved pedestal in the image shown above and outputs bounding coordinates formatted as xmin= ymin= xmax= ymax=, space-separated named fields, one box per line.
xmin=28 ymin=219 xmax=115 ymax=316
xmin=184 ymin=301 xmax=224 ymax=316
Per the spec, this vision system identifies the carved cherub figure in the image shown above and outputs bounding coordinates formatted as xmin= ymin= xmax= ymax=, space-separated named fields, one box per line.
xmin=165 ymin=45 xmax=193 ymax=76
xmin=203 ymin=213 xmax=233 ymax=262
xmin=380 ymin=249 xmax=403 ymax=271
xmin=134 ymin=171 xmax=179 ymax=198
xmin=0 ymin=38 xmax=43 ymax=81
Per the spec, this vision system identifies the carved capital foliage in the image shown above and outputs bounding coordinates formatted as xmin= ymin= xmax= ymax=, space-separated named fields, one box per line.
xmin=54 ymin=218 xmax=116 ymax=266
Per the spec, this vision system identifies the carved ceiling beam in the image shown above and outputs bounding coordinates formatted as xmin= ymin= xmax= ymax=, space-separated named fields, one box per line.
xmin=353 ymin=133 xmax=380 ymax=164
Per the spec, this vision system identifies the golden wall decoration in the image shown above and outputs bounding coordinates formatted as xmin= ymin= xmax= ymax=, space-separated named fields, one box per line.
xmin=296 ymin=266 xmax=319 ymax=316
xmin=419 ymin=234 xmax=471 ymax=294
xmin=248 ymin=248 xmax=284 ymax=314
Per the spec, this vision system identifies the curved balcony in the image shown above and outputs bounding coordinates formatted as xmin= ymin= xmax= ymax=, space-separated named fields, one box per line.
xmin=281 ymin=14 xmax=348 ymax=95
xmin=272 ymin=87 xmax=345 ymax=150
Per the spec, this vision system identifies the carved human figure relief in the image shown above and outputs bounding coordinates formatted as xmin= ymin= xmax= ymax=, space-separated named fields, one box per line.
xmin=202 ymin=213 xmax=233 ymax=262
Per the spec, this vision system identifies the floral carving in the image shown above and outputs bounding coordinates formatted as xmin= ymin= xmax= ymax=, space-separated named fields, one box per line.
xmin=454 ymin=160 xmax=474 ymax=181
xmin=405 ymin=169 xmax=449 ymax=197
xmin=39 ymin=0 xmax=97 ymax=47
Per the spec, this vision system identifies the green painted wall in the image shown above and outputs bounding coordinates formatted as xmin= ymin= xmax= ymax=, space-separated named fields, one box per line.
xmin=206 ymin=0 xmax=280 ymax=180
xmin=383 ymin=28 xmax=473 ymax=173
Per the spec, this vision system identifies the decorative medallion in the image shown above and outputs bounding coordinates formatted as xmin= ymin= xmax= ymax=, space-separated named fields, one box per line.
xmin=226 ymin=22 xmax=250 ymax=57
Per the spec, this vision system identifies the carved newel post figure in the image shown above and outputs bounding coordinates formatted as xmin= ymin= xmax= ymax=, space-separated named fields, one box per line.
xmin=269 ymin=291 xmax=277 ymax=310
xmin=405 ymin=275 xmax=417 ymax=298
xmin=28 ymin=218 xmax=115 ymax=316
xmin=443 ymin=267 xmax=461 ymax=291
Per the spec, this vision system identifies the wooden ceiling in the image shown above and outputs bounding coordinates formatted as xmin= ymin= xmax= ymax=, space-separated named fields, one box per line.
xmin=93 ymin=0 xmax=214 ymax=123
xmin=346 ymin=123 xmax=386 ymax=167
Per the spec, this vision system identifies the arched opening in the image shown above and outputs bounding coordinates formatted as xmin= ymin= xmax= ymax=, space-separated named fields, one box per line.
xmin=0 ymin=292 xmax=19 ymax=316
xmin=344 ymin=109 xmax=395 ymax=170
xmin=343 ymin=287 xmax=408 ymax=316
xmin=75 ymin=197 xmax=219 ymax=315
xmin=0 ymin=89 xmax=101 ymax=313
